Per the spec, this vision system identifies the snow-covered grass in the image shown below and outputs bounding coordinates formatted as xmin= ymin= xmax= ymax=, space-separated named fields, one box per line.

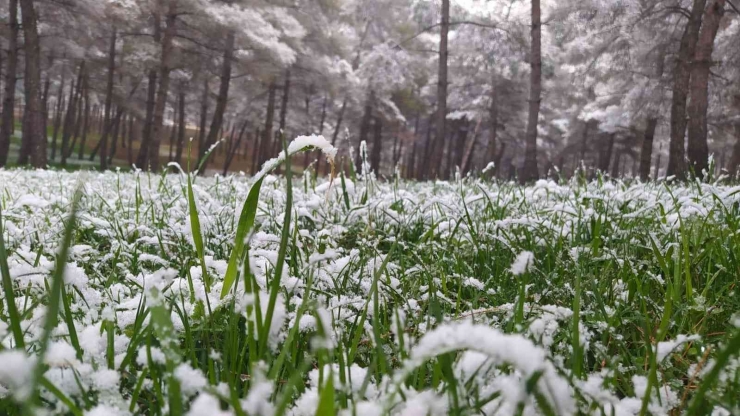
xmin=1 ymin=139 xmax=740 ymax=415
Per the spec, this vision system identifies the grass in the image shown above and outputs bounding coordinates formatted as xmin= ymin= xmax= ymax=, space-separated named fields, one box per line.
xmin=0 ymin=138 xmax=739 ymax=415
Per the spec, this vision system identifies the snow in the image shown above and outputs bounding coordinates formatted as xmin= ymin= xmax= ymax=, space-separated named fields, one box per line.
xmin=510 ymin=251 xmax=534 ymax=276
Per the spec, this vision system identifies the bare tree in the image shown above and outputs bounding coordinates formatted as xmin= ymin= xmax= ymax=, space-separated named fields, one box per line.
xmin=0 ymin=0 xmax=18 ymax=167
xmin=521 ymin=0 xmax=542 ymax=183
xmin=687 ymin=0 xmax=725 ymax=178
xmin=18 ymin=0 xmax=46 ymax=167
xmin=667 ymin=0 xmax=707 ymax=178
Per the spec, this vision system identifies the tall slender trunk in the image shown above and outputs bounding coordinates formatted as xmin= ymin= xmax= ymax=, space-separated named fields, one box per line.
xmin=19 ymin=0 xmax=45 ymax=167
xmin=67 ymin=71 xmax=86 ymax=159
xmin=432 ymin=0 xmax=450 ymax=178
xmin=201 ymin=30 xmax=234 ymax=172
xmin=610 ymin=149 xmax=622 ymax=178
xmin=668 ymin=0 xmax=707 ymax=178
xmin=599 ymin=133 xmax=615 ymax=172
xmin=99 ymin=29 xmax=117 ymax=170
xmin=51 ymin=63 xmax=67 ymax=162
xmin=61 ymin=61 xmax=85 ymax=166
xmin=275 ymin=69 xmax=291 ymax=170
xmin=321 ymin=98 xmax=346 ymax=175
xmin=108 ymin=109 xmax=124 ymax=165
xmin=640 ymin=118 xmax=658 ymax=180
xmin=421 ymin=113 xmax=434 ymax=179
xmin=251 ymin=127 xmax=261 ymax=174
xmin=127 ymin=115 xmax=136 ymax=165
xmin=260 ymin=82 xmax=277 ymax=166
xmin=198 ymin=77 xmax=208 ymax=157
xmin=136 ymin=70 xmax=157 ymax=168
xmin=729 ymin=122 xmax=740 ymax=176
xmin=521 ymin=0 xmax=542 ymax=183
xmin=486 ymin=79 xmax=499 ymax=165
xmin=0 ymin=0 xmax=18 ymax=166
xmin=175 ymin=89 xmax=186 ymax=166
xmin=370 ymin=115 xmax=382 ymax=174
xmin=687 ymin=0 xmax=725 ymax=178
xmin=356 ymin=92 xmax=374 ymax=172
xmin=147 ymin=4 xmax=177 ymax=171
xmin=312 ymin=95 xmax=329 ymax=173
xmin=168 ymin=105 xmax=176 ymax=161
xmin=78 ymin=76 xmax=90 ymax=159
xmin=223 ymin=120 xmax=248 ymax=175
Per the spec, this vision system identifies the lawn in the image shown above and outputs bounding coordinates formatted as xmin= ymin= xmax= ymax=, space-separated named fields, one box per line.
xmin=0 ymin=136 xmax=738 ymax=415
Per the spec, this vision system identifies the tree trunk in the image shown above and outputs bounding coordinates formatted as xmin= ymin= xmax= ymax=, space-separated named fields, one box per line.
xmin=98 ymin=29 xmax=117 ymax=170
xmin=729 ymin=122 xmax=740 ymax=176
xmin=223 ymin=119 xmax=248 ymax=175
xmin=147 ymin=5 xmax=177 ymax=172
xmin=322 ymin=98 xmax=346 ymax=175
xmin=313 ymin=95 xmax=329 ymax=173
xmin=639 ymin=117 xmax=658 ymax=181
xmin=0 ymin=0 xmax=18 ymax=167
xmin=51 ymin=64 xmax=67 ymax=162
xmin=521 ymin=0 xmax=542 ymax=183
xmin=175 ymin=89 xmax=185 ymax=166
xmin=275 ymin=69 xmax=291 ymax=168
xmin=370 ymin=115 xmax=383 ymax=174
xmin=252 ymin=128 xmax=261 ymax=174
xmin=202 ymin=30 xmax=234 ymax=171
xmin=356 ymin=92 xmax=374 ymax=172
xmin=127 ymin=116 xmax=136 ymax=165
xmin=668 ymin=0 xmax=707 ymax=178
xmin=599 ymin=134 xmax=615 ymax=173
xmin=78 ymin=77 xmax=90 ymax=160
xmin=421 ymin=114 xmax=434 ymax=179
xmin=136 ymin=70 xmax=157 ymax=168
xmin=432 ymin=0 xmax=450 ymax=178
xmin=108 ymin=109 xmax=124 ymax=165
xmin=197 ymin=77 xmax=208 ymax=158
xmin=61 ymin=61 xmax=85 ymax=166
xmin=67 ymin=71 xmax=86 ymax=160
xmin=610 ymin=149 xmax=622 ymax=178
xmin=260 ymin=82 xmax=277 ymax=166
xmin=687 ymin=0 xmax=724 ymax=179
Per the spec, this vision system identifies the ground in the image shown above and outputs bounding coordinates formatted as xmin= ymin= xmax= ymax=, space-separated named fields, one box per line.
xmin=0 ymin=142 xmax=739 ymax=415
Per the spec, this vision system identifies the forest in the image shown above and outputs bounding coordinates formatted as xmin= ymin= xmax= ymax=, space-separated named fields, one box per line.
xmin=0 ymin=0 xmax=738 ymax=180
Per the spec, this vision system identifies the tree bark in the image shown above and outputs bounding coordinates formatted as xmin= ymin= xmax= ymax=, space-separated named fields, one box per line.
xmin=135 ymin=71 xmax=157 ymax=168
xmin=0 ymin=0 xmax=18 ymax=167
xmin=275 ymin=69 xmax=291 ymax=166
xmin=108 ymin=109 xmax=124 ymax=165
xmin=687 ymin=0 xmax=724 ymax=179
xmin=197 ymin=77 xmax=208 ymax=158
xmin=370 ymin=115 xmax=382 ymax=174
xmin=432 ymin=0 xmax=450 ymax=178
xmin=127 ymin=116 xmax=136 ymax=165
xmin=223 ymin=119 xmax=248 ymax=175
xmin=729 ymin=122 xmax=740 ymax=176
xmin=521 ymin=0 xmax=542 ymax=183
xmin=98 ymin=29 xmax=117 ymax=170
xmin=51 ymin=64 xmax=67 ymax=162
xmin=202 ymin=30 xmax=234 ymax=171
xmin=599 ymin=133 xmax=615 ymax=173
xmin=175 ymin=89 xmax=185 ymax=166
xmin=356 ymin=92 xmax=374 ymax=172
xmin=147 ymin=4 xmax=177 ymax=171
xmin=639 ymin=118 xmax=658 ymax=181
xmin=78 ymin=76 xmax=90 ymax=159
xmin=668 ymin=0 xmax=707 ymax=178
xmin=259 ymin=82 xmax=277 ymax=166
xmin=61 ymin=61 xmax=85 ymax=166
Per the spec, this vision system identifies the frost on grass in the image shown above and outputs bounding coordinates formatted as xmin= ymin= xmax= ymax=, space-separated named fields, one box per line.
xmin=1 ymin=166 xmax=739 ymax=415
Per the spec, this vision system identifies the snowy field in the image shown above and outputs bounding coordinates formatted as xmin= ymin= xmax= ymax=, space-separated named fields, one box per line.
xmin=1 ymin=140 xmax=740 ymax=415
